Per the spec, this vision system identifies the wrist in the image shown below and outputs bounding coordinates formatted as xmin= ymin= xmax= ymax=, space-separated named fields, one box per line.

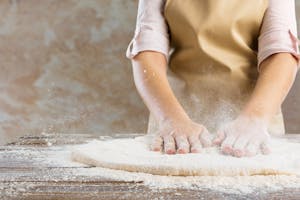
xmin=159 ymin=113 xmax=191 ymax=128
xmin=239 ymin=106 xmax=270 ymax=125
xmin=235 ymin=113 xmax=269 ymax=130
xmin=240 ymin=99 xmax=277 ymax=122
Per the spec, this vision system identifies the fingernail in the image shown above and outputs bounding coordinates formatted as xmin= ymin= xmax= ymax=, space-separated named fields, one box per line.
xmin=166 ymin=149 xmax=175 ymax=154
xmin=222 ymin=146 xmax=233 ymax=154
xmin=213 ymin=139 xmax=221 ymax=145
xmin=234 ymin=149 xmax=243 ymax=157
xmin=152 ymin=147 xmax=161 ymax=152
xmin=177 ymin=148 xmax=188 ymax=154
xmin=191 ymin=147 xmax=201 ymax=153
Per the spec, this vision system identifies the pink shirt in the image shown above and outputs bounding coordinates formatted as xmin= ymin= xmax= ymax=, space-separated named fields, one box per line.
xmin=125 ymin=0 xmax=300 ymax=70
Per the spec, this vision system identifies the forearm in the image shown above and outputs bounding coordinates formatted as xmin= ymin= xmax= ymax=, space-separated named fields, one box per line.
xmin=131 ymin=51 xmax=190 ymax=124
xmin=242 ymin=52 xmax=298 ymax=121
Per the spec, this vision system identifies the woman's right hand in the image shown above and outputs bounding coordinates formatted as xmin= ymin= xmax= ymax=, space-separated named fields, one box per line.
xmin=131 ymin=51 xmax=212 ymax=154
xmin=150 ymin=118 xmax=212 ymax=154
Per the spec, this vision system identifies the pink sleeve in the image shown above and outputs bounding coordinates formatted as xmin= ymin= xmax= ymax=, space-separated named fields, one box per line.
xmin=257 ymin=0 xmax=300 ymax=70
xmin=125 ymin=0 xmax=170 ymax=61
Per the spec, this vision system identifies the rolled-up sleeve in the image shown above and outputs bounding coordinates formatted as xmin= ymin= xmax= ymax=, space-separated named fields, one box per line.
xmin=125 ymin=0 xmax=170 ymax=61
xmin=257 ymin=0 xmax=300 ymax=70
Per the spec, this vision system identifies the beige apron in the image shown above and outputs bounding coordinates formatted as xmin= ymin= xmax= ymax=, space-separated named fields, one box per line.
xmin=147 ymin=0 xmax=285 ymax=136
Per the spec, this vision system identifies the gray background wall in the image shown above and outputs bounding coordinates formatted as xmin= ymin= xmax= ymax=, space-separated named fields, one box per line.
xmin=0 ymin=0 xmax=299 ymax=143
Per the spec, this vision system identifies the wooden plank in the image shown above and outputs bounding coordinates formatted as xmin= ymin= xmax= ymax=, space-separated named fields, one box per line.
xmin=8 ymin=133 xmax=143 ymax=146
xmin=0 ymin=146 xmax=84 ymax=168
xmin=1 ymin=166 xmax=300 ymax=199
xmin=0 ymin=167 xmax=137 ymax=183
xmin=1 ymin=133 xmax=300 ymax=200
xmin=8 ymin=133 xmax=300 ymax=146
xmin=1 ymin=181 xmax=300 ymax=200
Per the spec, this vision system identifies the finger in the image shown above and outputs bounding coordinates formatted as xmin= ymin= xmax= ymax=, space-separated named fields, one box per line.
xmin=199 ymin=127 xmax=212 ymax=147
xmin=163 ymin=135 xmax=176 ymax=154
xmin=221 ymin=135 xmax=236 ymax=155
xmin=175 ymin=135 xmax=190 ymax=154
xmin=260 ymin=142 xmax=271 ymax=155
xmin=188 ymin=135 xmax=202 ymax=153
xmin=213 ymin=129 xmax=226 ymax=146
xmin=245 ymin=139 xmax=260 ymax=157
xmin=150 ymin=136 xmax=163 ymax=152
xmin=260 ymin=133 xmax=271 ymax=155
xmin=232 ymin=135 xmax=252 ymax=157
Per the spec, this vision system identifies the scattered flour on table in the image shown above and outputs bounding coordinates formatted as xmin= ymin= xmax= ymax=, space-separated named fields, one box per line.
xmin=74 ymin=167 xmax=300 ymax=194
xmin=5 ymin=138 xmax=299 ymax=196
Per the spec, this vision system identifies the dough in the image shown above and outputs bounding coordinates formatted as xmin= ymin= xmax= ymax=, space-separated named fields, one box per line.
xmin=71 ymin=136 xmax=300 ymax=176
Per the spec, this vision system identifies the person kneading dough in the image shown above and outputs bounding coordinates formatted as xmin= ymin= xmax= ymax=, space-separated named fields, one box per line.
xmin=125 ymin=0 xmax=300 ymax=157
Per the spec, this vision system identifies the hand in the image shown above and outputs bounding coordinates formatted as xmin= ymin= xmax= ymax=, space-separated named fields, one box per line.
xmin=150 ymin=118 xmax=212 ymax=154
xmin=213 ymin=115 xmax=271 ymax=157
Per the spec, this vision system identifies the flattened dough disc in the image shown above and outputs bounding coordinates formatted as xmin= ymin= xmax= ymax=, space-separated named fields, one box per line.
xmin=71 ymin=136 xmax=300 ymax=176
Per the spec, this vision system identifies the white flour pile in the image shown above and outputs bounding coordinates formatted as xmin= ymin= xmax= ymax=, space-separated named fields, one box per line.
xmin=71 ymin=136 xmax=300 ymax=176
xmin=72 ymin=137 xmax=300 ymax=176
xmin=69 ymin=135 xmax=300 ymax=194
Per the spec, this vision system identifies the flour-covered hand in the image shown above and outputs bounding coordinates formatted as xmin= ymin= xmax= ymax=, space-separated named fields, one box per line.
xmin=150 ymin=119 xmax=212 ymax=154
xmin=213 ymin=115 xmax=271 ymax=157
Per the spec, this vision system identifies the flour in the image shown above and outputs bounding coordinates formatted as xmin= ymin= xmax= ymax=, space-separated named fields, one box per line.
xmin=69 ymin=167 xmax=300 ymax=194
xmin=71 ymin=136 xmax=300 ymax=176
xmin=4 ymin=141 xmax=299 ymax=196
xmin=3 ymin=133 xmax=300 ymax=200
xmin=70 ymin=137 xmax=300 ymax=194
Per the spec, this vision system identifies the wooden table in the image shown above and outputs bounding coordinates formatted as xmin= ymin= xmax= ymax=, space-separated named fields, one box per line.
xmin=1 ymin=133 xmax=300 ymax=200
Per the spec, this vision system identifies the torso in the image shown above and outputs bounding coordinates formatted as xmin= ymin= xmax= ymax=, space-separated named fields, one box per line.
xmin=147 ymin=0 xmax=285 ymax=135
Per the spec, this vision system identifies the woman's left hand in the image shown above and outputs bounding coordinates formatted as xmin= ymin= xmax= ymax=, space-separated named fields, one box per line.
xmin=213 ymin=115 xmax=271 ymax=157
